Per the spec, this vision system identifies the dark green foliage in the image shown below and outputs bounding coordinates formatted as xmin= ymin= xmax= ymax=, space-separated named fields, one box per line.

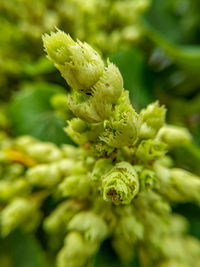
xmin=0 ymin=230 xmax=48 ymax=267
xmin=8 ymin=83 xmax=73 ymax=146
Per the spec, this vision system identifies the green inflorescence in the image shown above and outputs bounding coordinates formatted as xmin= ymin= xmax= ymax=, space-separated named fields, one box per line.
xmin=0 ymin=0 xmax=150 ymax=99
xmin=1 ymin=31 xmax=200 ymax=267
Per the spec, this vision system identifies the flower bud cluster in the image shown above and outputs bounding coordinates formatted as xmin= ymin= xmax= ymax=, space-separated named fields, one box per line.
xmin=43 ymin=30 xmax=141 ymax=154
xmin=0 ymin=33 xmax=200 ymax=267
xmin=102 ymin=162 xmax=139 ymax=205
xmin=0 ymin=0 xmax=150 ymax=99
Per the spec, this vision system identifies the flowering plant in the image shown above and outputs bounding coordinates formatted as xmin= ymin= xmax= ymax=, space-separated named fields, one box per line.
xmin=0 ymin=31 xmax=200 ymax=267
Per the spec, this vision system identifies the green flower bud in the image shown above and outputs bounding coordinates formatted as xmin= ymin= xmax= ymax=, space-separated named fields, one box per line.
xmin=44 ymin=199 xmax=86 ymax=251
xmin=0 ymin=178 xmax=30 ymax=202
xmin=92 ymin=158 xmax=113 ymax=181
xmin=102 ymin=162 xmax=139 ymax=205
xmin=42 ymin=30 xmax=75 ymax=65
xmin=69 ymin=61 xmax=123 ymax=123
xmin=135 ymin=0 xmax=150 ymax=12
xmin=68 ymin=91 xmax=112 ymax=123
xmin=57 ymin=231 xmax=97 ymax=267
xmin=0 ymin=198 xmax=40 ymax=237
xmin=92 ymin=140 xmax=115 ymax=158
xmin=153 ymin=159 xmax=171 ymax=183
xmin=59 ymin=174 xmax=91 ymax=199
xmin=43 ymin=30 xmax=104 ymax=92
xmin=92 ymin=61 xmax=123 ymax=104
xmin=69 ymin=118 xmax=89 ymax=133
xmin=157 ymin=125 xmax=192 ymax=147
xmin=169 ymin=215 xmax=189 ymax=235
xmin=66 ymin=121 xmax=89 ymax=145
xmin=155 ymin=163 xmax=200 ymax=204
xmin=44 ymin=200 xmax=84 ymax=234
xmin=137 ymin=190 xmax=171 ymax=216
xmin=157 ymin=156 xmax=174 ymax=168
xmin=68 ymin=211 xmax=108 ymax=242
xmin=140 ymin=169 xmax=157 ymax=191
xmin=66 ymin=119 xmax=103 ymax=144
xmin=3 ymin=163 xmax=24 ymax=179
xmin=0 ymin=181 xmax=14 ymax=202
xmin=101 ymin=96 xmax=140 ymax=148
xmin=116 ymin=215 xmax=143 ymax=241
xmin=169 ymin=168 xmax=200 ymax=203
xmin=61 ymin=144 xmax=83 ymax=160
xmin=14 ymin=136 xmax=37 ymax=150
xmin=26 ymin=163 xmax=61 ymax=187
xmin=56 ymin=158 xmax=85 ymax=176
xmin=136 ymin=140 xmax=167 ymax=163
xmin=122 ymin=25 xmax=141 ymax=42
xmin=139 ymin=101 xmax=166 ymax=139
xmin=89 ymin=92 xmax=113 ymax=122
xmin=113 ymin=215 xmax=143 ymax=261
xmin=159 ymin=236 xmax=200 ymax=266
xmin=113 ymin=235 xmax=136 ymax=262
xmin=185 ymin=236 xmax=200 ymax=261
xmin=24 ymin=142 xmax=62 ymax=163
xmin=153 ymin=196 xmax=171 ymax=215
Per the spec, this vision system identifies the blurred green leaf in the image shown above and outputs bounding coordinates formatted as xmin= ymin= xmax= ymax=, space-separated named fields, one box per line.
xmin=144 ymin=23 xmax=200 ymax=74
xmin=22 ymin=57 xmax=54 ymax=77
xmin=110 ymin=48 xmax=153 ymax=112
xmin=144 ymin=0 xmax=200 ymax=45
xmin=143 ymin=2 xmax=200 ymax=75
xmin=144 ymin=0 xmax=183 ymax=43
xmin=8 ymin=82 xmax=73 ymax=146
xmin=142 ymin=7 xmax=200 ymax=97
xmin=0 ymin=230 xmax=48 ymax=267
xmin=171 ymin=143 xmax=200 ymax=176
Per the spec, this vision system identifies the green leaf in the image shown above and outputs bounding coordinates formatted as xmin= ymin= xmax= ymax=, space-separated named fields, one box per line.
xmin=22 ymin=57 xmax=54 ymax=77
xmin=144 ymin=0 xmax=183 ymax=43
xmin=143 ymin=0 xmax=200 ymax=75
xmin=143 ymin=22 xmax=200 ymax=75
xmin=171 ymin=143 xmax=200 ymax=176
xmin=8 ymin=82 xmax=73 ymax=146
xmin=110 ymin=48 xmax=153 ymax=111
xmin=0 ymin=230 xmax=48 ymax=267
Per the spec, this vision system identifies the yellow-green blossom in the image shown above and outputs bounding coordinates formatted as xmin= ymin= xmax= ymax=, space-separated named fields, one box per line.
xmin=139 ymin=101 xmax=166 ymax=139
xmin=157 ymin=125 xmax=192 ymax=147
xmin=102 ymin=162 xmax=139 ymax=205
